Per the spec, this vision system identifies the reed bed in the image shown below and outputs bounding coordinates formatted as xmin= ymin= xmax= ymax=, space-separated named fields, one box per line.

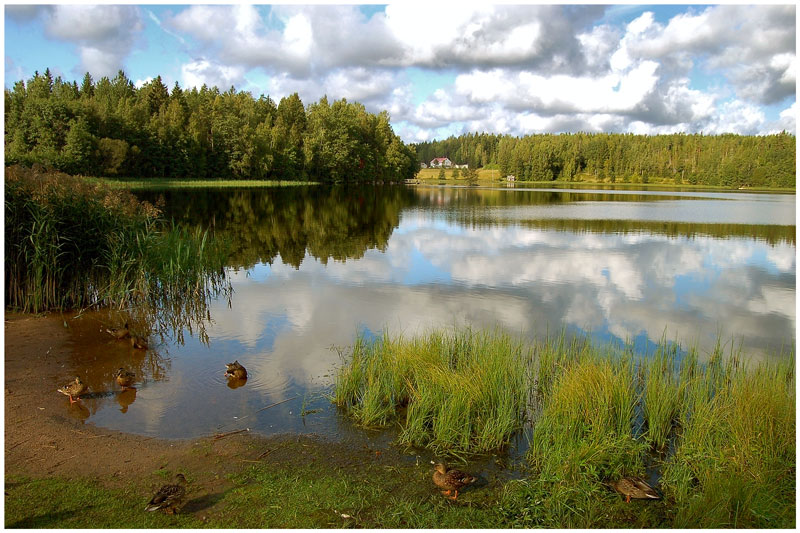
xmin=5 ymin=165 xmax=229 ymax=341
xmin=335 ymin=328 xmax=794 ymax=527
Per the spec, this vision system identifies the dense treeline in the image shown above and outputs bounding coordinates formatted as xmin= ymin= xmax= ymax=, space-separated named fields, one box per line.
xmin=4 ymin=69 xmax=419 ymax=183
xmin=413 ymin=131 xmax=796 ymax=188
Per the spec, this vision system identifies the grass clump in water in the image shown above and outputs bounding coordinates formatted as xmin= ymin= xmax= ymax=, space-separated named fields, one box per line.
xmin=515 ymin=340 xmax=649 ymax=527
xmin=660 ymin=351 xmax=795 ymax=528
xmin=640 ymin=340 xmax=682 ymax=450
xmin=334 ymin=327 xmax=529 ymax=455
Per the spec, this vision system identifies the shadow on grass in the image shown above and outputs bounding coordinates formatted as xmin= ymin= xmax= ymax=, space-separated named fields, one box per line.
xmin=181 ymin=490 xmax=229 ymax=514
xmin=7 ymin=507 xmax=86 ymax=528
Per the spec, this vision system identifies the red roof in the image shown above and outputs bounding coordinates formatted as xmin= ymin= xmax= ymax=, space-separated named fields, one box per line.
xmin=432 ymin=157 xmax=449 ymax=162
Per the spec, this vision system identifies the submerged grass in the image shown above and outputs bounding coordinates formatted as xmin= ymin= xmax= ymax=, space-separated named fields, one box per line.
xmin=334 ymin=327 xmax=795 ymax=528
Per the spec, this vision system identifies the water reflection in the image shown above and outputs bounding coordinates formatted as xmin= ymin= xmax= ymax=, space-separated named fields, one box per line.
xmin=75 ymin=185 xmax=797 ymax=439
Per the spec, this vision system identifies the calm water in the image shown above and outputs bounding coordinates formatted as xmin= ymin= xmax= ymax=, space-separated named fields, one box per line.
xmin=65 ymin=185 xmax=795 ymax=441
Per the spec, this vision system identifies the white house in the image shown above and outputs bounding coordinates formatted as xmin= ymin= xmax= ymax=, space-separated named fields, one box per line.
xmin=430 ymin=157 xmax=452 ymax=168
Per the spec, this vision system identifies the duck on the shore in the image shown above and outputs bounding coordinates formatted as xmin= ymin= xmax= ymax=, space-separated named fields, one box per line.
xmin=106 ymin=322 xmax=130 ymax=339
xmin=608 ymin=477 xmax=660 ymax=503
xmin=57 ymin=377 xmax=88 ymax=404
xmin=115 ymin=368 xmax=136 ymax=390
xmin=145 ymin=473 xmax=187 ymax=514
xmin=130 ymin=335 xmax=148 ymax=350
xmin=432 ymin=463 xmax=477 ymax=500
xmin=224 ymin=360 xmax=247 ymax=379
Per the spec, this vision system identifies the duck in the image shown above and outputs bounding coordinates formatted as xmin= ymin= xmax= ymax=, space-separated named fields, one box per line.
xmin=608 ymin=477 xmax=660 ymax=503
xmin=224 ymin=360 xmax=247 ymax=379
xmin=115 ymin=368 xmax=136 ymax=390
xmin=57 ymin=377 xmax=88 ymax=404
xmin=130 ymin=335 xmax=148 ymax=350
xmin=432 ymin=463 xmax=477 ymax=500
xmin=145 ymin=473 xmax=187 ymax=514
xmin=106 ymin=322 xmax=130 ymax=339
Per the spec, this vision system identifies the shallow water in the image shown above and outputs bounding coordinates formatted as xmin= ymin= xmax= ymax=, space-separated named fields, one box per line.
xmin=63 ymin=185 xmax=795 ymax=448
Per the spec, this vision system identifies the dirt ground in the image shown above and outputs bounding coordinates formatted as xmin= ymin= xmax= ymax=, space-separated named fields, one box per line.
xmin=3 ymin=314 xmax=408 ymax=518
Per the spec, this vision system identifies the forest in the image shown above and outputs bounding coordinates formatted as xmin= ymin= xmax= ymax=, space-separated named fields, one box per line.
xmin=414 ymin=131 xmax=796 ymax=188
xmin=5 ymin=69 xmax=795 ymax=188
xmin=4 ymin=69 xmax=419 ymax=183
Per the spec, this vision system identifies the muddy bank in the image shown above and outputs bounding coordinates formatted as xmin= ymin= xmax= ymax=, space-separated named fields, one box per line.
xmin=3 ymin=314 xmax=428 ymax=520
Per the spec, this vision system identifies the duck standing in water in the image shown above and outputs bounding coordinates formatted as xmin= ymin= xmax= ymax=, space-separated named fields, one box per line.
xmin=432 ymin=463 xmax=477 ymax=500
xmin=57 ymin=377 xmax=88 ymax=404
xmin=130 ymin=335 xmax=148 ymax=350
xmin=115 ymin=368 xmax=136 ymax=390
xmin=608 ymin=477 xmax=660 ymax=503
xmin=224 ymin=360 xmax=247 ymax=379
xmin=145 ymin=473 xmax=187 ymax=514
xmin=106 ymin=322 xmax=130 ymax=339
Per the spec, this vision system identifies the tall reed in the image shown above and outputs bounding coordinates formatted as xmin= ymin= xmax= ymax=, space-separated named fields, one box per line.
xmin=5 ymin=165 xmax=229 ymax=341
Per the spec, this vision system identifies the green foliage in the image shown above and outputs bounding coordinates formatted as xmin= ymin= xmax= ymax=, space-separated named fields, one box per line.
xmin=5 ymin=71 xmax=418 ymax=183
xmin=412 ymin=131 xmax=796 ymax=188
xmin=4 ymin=165 xmax=230 ymax=341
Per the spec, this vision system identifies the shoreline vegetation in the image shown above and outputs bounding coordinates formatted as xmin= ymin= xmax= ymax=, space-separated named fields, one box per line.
xmin=5 ymin=69 xmax=418 ymax=184
xmin=334 ymin=327 xmax=795 ymax=528
xmin=414 ymin=167 xmax=796 ymax=192
xmin=4 ymin=164 xmax=230 ymax=342
xmin=414 ymin=131 xmax=795 ymax=189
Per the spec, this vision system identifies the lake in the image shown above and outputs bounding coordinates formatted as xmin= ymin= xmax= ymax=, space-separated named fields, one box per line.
xmin=67 ymin=185 xmax=795 ymax=442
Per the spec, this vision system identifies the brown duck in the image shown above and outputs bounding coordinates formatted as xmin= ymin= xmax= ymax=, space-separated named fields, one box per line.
xmin=608 ymin=477 xmax=660 ymax=503
xmin=57 ymin=377 xmax=88 ymax=404
xmin=224 ymin=360 xmax=247 ymax=379
xmin=130 ymin=335 xmax=148 ymax=350
xmin=432 ymin=463 xmax=477 ymax=500
xmin=106 ymin=322 xmax=130 ymax=339
xmin=115 ymin=368 xmax=136 ymax=390
xmin=145 ymin=473 xmax=187 ymax=514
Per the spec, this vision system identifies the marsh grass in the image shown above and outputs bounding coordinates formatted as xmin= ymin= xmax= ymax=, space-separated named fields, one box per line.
xmin=5 ymin=165 xmax=230 ymax=342
xmin=660 ymin=349 xmax=795 ymax=528
xmin=334 ymin=327 xmax=529 ymax=455
xmin=335 ymin=327 xmax=795 ymax=527
xmin=641 ymin=339 xmax=682 ymax=450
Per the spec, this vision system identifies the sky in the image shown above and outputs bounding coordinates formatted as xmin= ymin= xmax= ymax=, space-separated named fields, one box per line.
xmin=3 ymin=3 xmax=797 ymax=143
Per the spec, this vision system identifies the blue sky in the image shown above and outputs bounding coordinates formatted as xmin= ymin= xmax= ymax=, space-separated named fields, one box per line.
xmin=4 ymin=3 xmax=796 ymax=142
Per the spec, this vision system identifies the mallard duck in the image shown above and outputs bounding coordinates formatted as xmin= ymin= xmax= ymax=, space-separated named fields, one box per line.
xmin=130 ymin=335 xmax=148 ymax=350
xmin=145 ymin=473 xmax=187 ymax=514
xmin=106 ymin=322 xmax=130 ymax=339
xmin=224 ymin=360 xmax=247 ymax=379
xmin=608 ymin=477 xmax=660 ymax=503
xmin=115 ymin=368 xmax=136 ymax=390
xmin=432 ymin=463 xmax=476 ymax=500
xmin=57 ymin=377 xmax=88 ymax=404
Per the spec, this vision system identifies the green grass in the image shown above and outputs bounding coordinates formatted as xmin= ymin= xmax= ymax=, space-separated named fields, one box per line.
xmin=87 ymin=177 xmax=319 ymax=189
xmin=5 ymin=476 xmax=201 ymax=528
xmin=5 ymin=460 xmax=504 ymax=528
xmin=333 ymin=327 xmax=529 ymax=455
xmin=334 ymin=328 xmax=795 ymax=528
